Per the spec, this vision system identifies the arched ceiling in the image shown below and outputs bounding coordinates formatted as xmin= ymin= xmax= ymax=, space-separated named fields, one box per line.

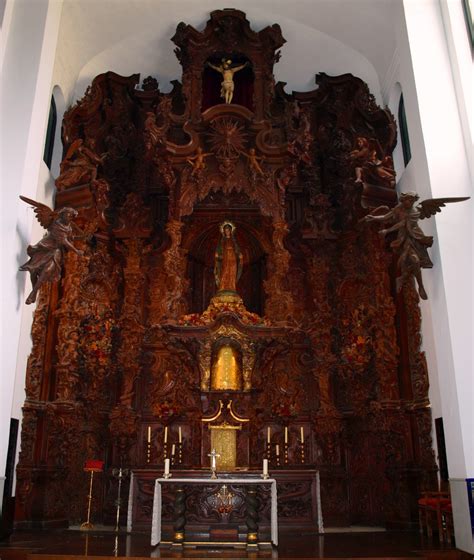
xmin=54 ymin=0 xmax=399 ymax=105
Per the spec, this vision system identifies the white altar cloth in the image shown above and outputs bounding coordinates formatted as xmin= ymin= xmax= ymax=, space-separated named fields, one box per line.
xmin=150 ymin=477 xmax=278 ymax=546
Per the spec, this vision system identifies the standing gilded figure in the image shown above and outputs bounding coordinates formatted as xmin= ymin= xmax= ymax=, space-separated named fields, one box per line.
xmin=214 ymin=222 xmax=243 ymax=293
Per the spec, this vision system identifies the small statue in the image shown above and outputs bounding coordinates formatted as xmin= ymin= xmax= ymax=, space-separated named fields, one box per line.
xmin=207 ymin=58 xmax=249 ymax=104
xmin=243 ymin=147 xmax=264 ymax=176
xmin=360 ymin=191 xmax=469 ymax=299
xmin=55 ymin=139 xmax=103 ymax=191
xmin=214 ymin=221 xmax=243 ymax=293
xmin=19 ymin=196 xmax=84 ymax=304
xmin=365 ymin=150 xmax=396 ymax=187
xmin=187 ymin=146 xmax=212 ymax=176
xmin=350 ymin=137 xmax=370 ymax=183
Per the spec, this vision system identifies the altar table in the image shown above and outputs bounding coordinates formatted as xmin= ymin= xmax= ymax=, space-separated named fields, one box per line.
xmin=149 ymin=477 xmax=278 ymax=547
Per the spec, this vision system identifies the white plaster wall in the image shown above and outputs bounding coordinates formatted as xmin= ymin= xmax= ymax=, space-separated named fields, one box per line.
xmin=392 ymin=0 xmax=473 ymax=552
xmin=0 ymin=0 xmax=63 ymax=506
xmin=74 ymin=10 xmax=382 ymax=104
xmin=51 ymin=1 xmax=385 ymax=106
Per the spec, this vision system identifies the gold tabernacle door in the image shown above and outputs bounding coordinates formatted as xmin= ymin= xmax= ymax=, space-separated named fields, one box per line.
xmin=202 ymin=400 xmax=250 ymax=469
xmin=209 ymin=423 xmax=242 ymax=469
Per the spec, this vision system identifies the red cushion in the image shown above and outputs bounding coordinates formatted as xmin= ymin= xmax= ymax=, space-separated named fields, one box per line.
xmin=418 ymin=498 xmax=450 ymax=507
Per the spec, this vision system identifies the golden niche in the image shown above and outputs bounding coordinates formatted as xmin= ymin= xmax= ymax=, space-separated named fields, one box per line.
xmin=211 ymin=344 xmax=242 ymax=391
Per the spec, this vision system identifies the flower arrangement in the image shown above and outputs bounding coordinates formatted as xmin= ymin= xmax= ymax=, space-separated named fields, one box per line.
xmin=153 ymin=400 xmax=181 ymax=420
xmin=80 ymin=312 xmax=115 ymax=367
xmin=271 ymin=398 xmax=298 ymax=419
xmin=341 ymin=304 xmax=373 ymax=368
xmin=180 ymin=299 xmax=269 ymax=326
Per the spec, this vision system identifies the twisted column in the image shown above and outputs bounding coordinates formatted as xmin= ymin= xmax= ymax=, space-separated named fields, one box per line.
xmin=172 ymin=486 xmax=186 ymax=546
xmin=245 ymin=487 xmax=259 ymax=549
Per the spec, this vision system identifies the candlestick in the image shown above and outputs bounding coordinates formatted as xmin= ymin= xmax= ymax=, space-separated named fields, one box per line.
xmin=284 ymin=426 xmax=288 ymax=444
xmin=178 ymin=426 xmax=182 ymax=443
xmin=300 ymin=426 xmax=304 ymax=443
xmin=275 ymin=444 xmax=279 ymax=456
xmin=267 ymin=426 xmax=271 ymax=443
xmin=262 ymin=458 xmax=269 ymax=479
xmin=171 ymin=444 xmax=176 ymax=456
xmin=147 ymin=425 xmax=151 ymax=443
xmin=164 ymin=426 xmax=168 ymax=443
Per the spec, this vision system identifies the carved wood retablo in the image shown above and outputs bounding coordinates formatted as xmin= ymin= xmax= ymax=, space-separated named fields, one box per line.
xmin=16 ymin=9 xmax=436 ymax=533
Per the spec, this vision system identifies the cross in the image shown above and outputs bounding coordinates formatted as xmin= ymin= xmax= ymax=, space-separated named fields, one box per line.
xmin=208 ymin=448 xmax=221 ymax=471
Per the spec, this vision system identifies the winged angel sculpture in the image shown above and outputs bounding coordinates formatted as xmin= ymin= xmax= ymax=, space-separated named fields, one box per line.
xmin=19 ymin=196 xmax=84 ymax=304
xmin=360 ymin=192 xmax=469 ymax=300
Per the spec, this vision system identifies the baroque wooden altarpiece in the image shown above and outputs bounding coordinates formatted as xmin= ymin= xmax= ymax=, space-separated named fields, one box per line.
xmin=16 ymin=9 xmax=437 ymax=536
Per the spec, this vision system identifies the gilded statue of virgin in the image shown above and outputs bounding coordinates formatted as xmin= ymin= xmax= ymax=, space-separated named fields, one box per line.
xmin=214 ymin=222 xmax=243 ymax=293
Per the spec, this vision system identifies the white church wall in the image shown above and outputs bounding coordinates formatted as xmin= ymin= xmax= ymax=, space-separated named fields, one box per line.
xmin=392 ymin=0 xmax=473 ymax=552
xmin=0 ymin=0 xmax=63 ymax=508
xmin=72 ymin=5 xmax=382 ymax=104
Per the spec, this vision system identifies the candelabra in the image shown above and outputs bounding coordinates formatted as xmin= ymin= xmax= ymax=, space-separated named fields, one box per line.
xmin=266 ymin=441 xmax=271 ymax=460
xmin=300 ymin=440 xmax=306 ymax=464
xmin=111 ymin=467 xmax=130 ymax=532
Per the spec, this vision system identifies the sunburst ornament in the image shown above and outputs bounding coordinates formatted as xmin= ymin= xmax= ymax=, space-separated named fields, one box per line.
xmin=207 ymin=117 xmax=247 ymax=159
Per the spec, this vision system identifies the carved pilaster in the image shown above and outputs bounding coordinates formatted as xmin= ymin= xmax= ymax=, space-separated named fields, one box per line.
xmin=54 ymin=246 xmax=89 ymax=401
xmin=264 ymin=220 xmax=294 ymax=322
xmin=24 ymin=284 xmax=51 ymax=401
xmin=306 ymin=253 xmax=337 ymax=412
xmin=116 ymin=237 xmax=148 ymax=407
xmin=368 ymin=230 xmax=399 ymax=401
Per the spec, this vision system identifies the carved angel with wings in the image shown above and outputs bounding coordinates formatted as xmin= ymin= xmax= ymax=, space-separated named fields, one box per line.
xmin=19 ymin=196 xmax=84 ymax=304
xmin=360 ymin=191 xmax=469 ymax=300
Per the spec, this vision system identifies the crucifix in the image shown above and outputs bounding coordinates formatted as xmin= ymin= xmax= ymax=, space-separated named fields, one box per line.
xmin=208 ymin=448 xmax=221 ymax=479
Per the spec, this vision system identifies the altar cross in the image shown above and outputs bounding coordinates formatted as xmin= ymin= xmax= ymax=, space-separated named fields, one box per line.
xmin=208 ymin=448 xmax=221 ymax=478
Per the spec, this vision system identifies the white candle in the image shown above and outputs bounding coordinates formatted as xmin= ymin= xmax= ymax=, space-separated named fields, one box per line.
xmin=275 ymin=444 xmax=279 ymax=456
xmin=178 ymin=426 xmax=182 ymax=443
xmin=147 ymin=426 xmax=151 ymax=443
xmin=263 ymin=459 xmax=268 ymax=476
xmin=267 ymin=426 xmax=271 ymax=443
xmin=164 ymin=458 xmax=170 ymax=475
xmin=300 ymin=426 xmax=304 ymax=443
xmin=164 ymin=426 xmax=168 ymax=443
xmin=171 ymin=444 xmax=176 ymax=456
xmin=284 ymin=426 xmax=288 ymax=444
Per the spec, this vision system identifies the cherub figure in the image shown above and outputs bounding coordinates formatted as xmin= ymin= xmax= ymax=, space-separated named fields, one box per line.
xmin=365 ymin=149 xmax=396 ymax=187
xmin=19 ymin=196 xmax=84 ymax=304
xmin=360 ymin=191 xmax=469 ymax=299
xmin=187 ymin=146 xmax=212 ymax=176
xmin=242 ymin=147 xmax=265 ymax=176
xmin=350 ymin=137 xmax=370 ymax=183
xmin=207 ymin=58 xmax=249 ymax=104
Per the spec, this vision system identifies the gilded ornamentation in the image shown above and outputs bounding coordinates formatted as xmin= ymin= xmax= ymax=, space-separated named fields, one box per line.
xmin=207 ymin=116 xmax=248 ymax=160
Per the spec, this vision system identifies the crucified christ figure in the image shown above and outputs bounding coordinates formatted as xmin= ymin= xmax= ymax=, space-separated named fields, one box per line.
xmin=207 ymin=58 xmax=249 ymax=104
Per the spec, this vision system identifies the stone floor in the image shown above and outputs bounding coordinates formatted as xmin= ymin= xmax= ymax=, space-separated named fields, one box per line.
xmin=0 ymin=528 xmax=471 ymax=560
